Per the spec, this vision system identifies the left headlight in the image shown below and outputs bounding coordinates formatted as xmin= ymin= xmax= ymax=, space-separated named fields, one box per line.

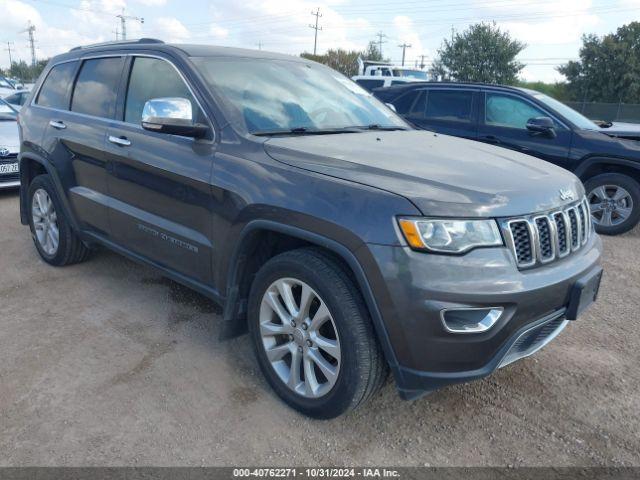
xmin=398 ymin=217 xmax=503 ymax=254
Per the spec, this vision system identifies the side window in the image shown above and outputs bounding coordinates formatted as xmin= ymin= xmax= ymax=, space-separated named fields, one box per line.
xmin=71 ymin=57 xmax=123 ymax=118
xmin=125 ymin=57 xmax=201 ymax=126
xmin=392 ymin=90 xmax=421 ymax=115
xmin=485 ymin=93 xmax=548 ymax=129
xmin=355 ymin=79 xmax=385 ymax=92
xmin=36 ymin=62 xmax=77 ymax=109
xmin=424 ymin=90 xmax=473 ymax=123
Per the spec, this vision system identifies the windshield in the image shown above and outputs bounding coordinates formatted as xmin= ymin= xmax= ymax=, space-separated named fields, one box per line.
xmin=393 ymin=69 xmax=428 ymax=80
xmin=531 ymin=92 xmax=598 ymax=130
xmin=191 ymin=57 xmax=407 ymax=134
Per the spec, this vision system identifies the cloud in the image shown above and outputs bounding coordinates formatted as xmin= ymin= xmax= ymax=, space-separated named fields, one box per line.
xmin=392 ymin=15 xmax=427 ymax=66
xmin=152 ymin=17 xmax=190 ymax=42
xmin=136 ymin=0 xmax=166 ymax=5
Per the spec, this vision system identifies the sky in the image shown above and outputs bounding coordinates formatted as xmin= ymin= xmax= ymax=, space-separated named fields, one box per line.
xmin=1 ymin=0 xmax=639 ymax=82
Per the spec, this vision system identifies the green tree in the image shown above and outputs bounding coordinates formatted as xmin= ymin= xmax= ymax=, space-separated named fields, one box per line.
xmin=301 ymin=49 xmax=362 ymax=77
xmin=432 ymin=22 xmax=525 ymax=83
xmin=9 ymin=59 xmax=48 ymax=82
xmin=514 ymin=81 xmax=569 ymax=101
xmin=558 ymin=22 xmax=640 ymax=103
xmin=363 ymin=41 xmax=385 ymax=62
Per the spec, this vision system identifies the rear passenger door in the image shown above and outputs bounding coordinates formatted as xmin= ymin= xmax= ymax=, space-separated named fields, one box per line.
xmin=405 ymin=88 xmax=478 ymax=139
xmin=104 ymin=55 xmax=215 ymax=286
xmin=37 ymin=57 xmax=125 ymax=235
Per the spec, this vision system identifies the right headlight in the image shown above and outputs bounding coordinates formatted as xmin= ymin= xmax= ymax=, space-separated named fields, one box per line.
xmin=398 ymin=217 xmax=503 ymax=254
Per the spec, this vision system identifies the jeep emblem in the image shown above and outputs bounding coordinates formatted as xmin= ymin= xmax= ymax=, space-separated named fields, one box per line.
xmin=559 ymin=188 xmax=574 ymax=201
xmin=0 ymin=147 xmax=10 ymax=157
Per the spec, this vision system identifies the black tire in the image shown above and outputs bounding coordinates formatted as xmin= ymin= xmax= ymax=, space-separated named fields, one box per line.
xmin=585 ymin=173 xmax=640 ymax=235
xmin=248 ymin=248 xmax=388 ymax=419
xmin=27 ymin=174 xmax=90 ymax=266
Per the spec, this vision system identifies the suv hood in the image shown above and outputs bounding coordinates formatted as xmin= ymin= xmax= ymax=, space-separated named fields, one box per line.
xmin=264 ymin=130 xmax=584 ymax=218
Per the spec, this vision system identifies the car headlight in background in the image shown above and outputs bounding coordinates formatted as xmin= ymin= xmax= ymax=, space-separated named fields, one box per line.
xmin=398 ymin=218 xmax=503 ymax=253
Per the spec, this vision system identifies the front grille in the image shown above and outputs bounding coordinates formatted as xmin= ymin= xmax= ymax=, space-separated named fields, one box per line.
xmin=504 ymin=198 xmax=591 ymax=269
xmin=499 ymin=314 xmax=567 ymax=368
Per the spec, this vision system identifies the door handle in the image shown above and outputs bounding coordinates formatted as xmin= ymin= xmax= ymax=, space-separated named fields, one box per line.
xmin=481 ymin=135 xmax=501 ymax=144
xmin=108 ymin=135 xmax=131 ymax=147
xmin=49 ymin=120 xmax=66 ymax=130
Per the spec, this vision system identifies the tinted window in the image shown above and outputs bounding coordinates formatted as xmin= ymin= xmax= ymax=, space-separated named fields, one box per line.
xmin=125 ymin=57 xmax=201 ymax=125
xmin=36 ymin=62 xmax=77 ymax=109
xmin=485 ymin=93 xmax=547 ymax=129
xmin=392 ymin=90 xmax=421 ymax=114
xmin=71 ymin=57 xmax=123 ymax=118
xmin=424 ymin=90 xmax=473 ymax=122
xmin=355 ymin=79 xmax=385 ymax=91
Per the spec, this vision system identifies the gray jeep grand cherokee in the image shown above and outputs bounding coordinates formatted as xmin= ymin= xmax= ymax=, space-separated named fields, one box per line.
xmin=18 ymin=39 xmax=603 ymax=418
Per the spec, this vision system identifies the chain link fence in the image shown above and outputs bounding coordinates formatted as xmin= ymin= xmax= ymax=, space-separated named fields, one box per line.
xmin=565 ymin=102 xmax=640 ymax=124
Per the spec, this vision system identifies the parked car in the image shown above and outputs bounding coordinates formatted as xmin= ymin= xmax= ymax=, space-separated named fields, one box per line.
xmin=0 ymin=76 xmax=22 ymax=96
xmin=375 ymin=82 xmax=640 ymax=235
xmin=3 ymin=89 xmax=31 ymax=111
xmin=0 ymin=98 xmax=20 ymax=189
xmin=598 ymin=121 xmax=640 ymax=141
xmin=18 ymin=40 xmax=602 ymax=418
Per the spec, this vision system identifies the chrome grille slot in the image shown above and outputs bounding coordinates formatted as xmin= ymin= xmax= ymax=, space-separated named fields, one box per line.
xmin=508 ymin=220 xmax=534 ymax=266
xmin=502 ymin=197 xmax=590 ymax=269
xmin=567 ymin=208 xmax=579 ymax=249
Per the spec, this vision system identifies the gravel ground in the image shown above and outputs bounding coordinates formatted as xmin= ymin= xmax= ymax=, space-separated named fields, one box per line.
xmin=0 ymin=188 xmax=639 ymax=467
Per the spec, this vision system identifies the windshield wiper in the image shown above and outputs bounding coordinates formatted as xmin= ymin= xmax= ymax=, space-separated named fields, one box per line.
xmin=351 ymin=124 xmax=409 ymax=131
xmin=253 ymin=126 xmax=362 ymax=136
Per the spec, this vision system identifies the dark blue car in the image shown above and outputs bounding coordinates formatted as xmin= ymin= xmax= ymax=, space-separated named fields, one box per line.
xmin=375 ymin=82 xmax=640 ymax=235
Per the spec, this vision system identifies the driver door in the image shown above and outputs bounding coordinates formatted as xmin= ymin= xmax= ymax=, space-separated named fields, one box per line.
xmin=477 ymin=91 xmax=572 ymax=166
xmin=105 ymin=55 xmax=215 ymax=285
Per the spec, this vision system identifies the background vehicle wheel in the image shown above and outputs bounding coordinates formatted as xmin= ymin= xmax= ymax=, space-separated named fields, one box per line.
xmin=585 ymin=173 xmax=640 ymax=235
xmin=28 ymin=174 xmax=90 ymax=266
xmin=248 ymin=248 xmax=388 ymax=419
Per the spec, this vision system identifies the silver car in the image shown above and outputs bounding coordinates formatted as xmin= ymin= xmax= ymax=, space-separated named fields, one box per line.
xmin=0 ymin=98 xmax=19 ymax=189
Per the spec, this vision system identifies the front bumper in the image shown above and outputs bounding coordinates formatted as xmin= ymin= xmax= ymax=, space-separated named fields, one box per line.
xmin=365 ymin=233 xmax=603 ymax=399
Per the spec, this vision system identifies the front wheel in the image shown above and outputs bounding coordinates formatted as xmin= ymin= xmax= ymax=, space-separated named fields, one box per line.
xmin=28 ymin=174 xmax=90 ymax=266
xmin=585 ymin=173 xmax=640 ymax=235
xmin=248 ymin=248 xmax=387 ymax=419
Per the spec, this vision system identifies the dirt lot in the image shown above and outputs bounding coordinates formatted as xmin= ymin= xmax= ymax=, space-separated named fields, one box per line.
xmin=0 ymin=189 xmax=639 ymax=467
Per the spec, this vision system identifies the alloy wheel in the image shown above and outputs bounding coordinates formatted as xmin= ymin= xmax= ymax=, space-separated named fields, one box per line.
xmin=259 ymin=278 xmax=341 ymax=399
xmin=588 ymin=184 xmax=634 ymax=227
xmin=32 ymin=189 xmax=59 ymax=256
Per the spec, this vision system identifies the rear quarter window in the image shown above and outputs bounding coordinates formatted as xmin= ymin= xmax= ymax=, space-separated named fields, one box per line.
xmin=35 ymin=62 xmax=77 ymax=109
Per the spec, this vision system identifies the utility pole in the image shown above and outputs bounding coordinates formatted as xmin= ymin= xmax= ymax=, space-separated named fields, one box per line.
xmin=398 ymin=43 xmax=411 ymax=67
xmin=419 ymin=54 xmax=426 ymax=69
xmin=5 ymin=42 xmax=14 ymax=68
xmin=116 ymin=8 xmax=144 ymax=41
xmin=256 ymin=41 xmax=263 ymax=50
xmin=309 ymin=7 xmax=322 ymax=55
xmin=20 ymin=21 xmax=37 ymax=67
xmin=375 ymin=31 xmax=387 ymax=57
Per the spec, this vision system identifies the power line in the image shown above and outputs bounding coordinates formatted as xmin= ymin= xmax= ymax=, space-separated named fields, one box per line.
xmin=309 ymin=7 xmax=322 ymax=55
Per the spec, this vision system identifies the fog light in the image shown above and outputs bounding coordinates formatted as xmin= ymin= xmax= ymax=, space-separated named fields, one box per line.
xmin=441 ymin=307 xmax=503 ymax=334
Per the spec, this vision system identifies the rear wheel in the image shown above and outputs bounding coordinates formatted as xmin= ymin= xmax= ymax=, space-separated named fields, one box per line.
xmin=248 ymin=248 xmax=387 ymax=419
xmin=28 ymin=174 xmax=90 ymax=266
xmin=585 ymin=173 xmax=640 ymax=235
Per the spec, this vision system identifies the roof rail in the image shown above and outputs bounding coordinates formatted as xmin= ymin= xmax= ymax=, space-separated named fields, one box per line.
xmin=69 ymin=38 xmax=164 ymax=52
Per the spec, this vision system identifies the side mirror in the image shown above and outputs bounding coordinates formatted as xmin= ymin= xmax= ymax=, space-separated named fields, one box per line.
xmin=141 ymin=97 xmax=208 ymax=138
xmin=526 ymin=116 xmax=556 ymax=138
xmin=385 ymin=103 xmax=397 ymax=112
